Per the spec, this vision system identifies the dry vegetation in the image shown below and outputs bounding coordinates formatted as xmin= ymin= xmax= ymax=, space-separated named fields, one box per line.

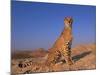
xmin=11 ymin=44 xmax=96 ymax=74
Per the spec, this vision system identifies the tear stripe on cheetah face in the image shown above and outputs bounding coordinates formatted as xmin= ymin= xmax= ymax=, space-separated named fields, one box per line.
xmin=64 ymin=16 xmax=73 ymax=28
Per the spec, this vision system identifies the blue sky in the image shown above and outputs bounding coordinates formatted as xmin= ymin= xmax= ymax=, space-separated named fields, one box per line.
xmin=11 ymin=1 xmax=96 ymax=51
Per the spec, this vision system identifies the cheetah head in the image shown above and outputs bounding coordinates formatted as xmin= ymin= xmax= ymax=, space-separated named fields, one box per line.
xmin=64 ymin=16 xmax=73 ymax=28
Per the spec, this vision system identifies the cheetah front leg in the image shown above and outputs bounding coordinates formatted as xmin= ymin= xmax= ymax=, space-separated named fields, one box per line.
xmin=60 ymin=41 xmax=73 ymax=65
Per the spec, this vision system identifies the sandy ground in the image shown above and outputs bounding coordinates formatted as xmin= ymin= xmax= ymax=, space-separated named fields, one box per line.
xmin=11 ymin=44 xmax=96 ymax=74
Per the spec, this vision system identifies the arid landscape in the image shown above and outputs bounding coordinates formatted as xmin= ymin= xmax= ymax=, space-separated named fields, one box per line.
xmin=11 ymin=44 xmax=96 ymax=74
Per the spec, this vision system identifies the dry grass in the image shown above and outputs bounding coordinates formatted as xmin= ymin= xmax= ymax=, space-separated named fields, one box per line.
xmin=11 ymin=44 xmax=96 ymax=74
xmin=11 ymin=48 xmax=48 ymax=59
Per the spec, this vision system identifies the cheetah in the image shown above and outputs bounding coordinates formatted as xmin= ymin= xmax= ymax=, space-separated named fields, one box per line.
xmin=45 ymin=16 xmax=73 ymax=66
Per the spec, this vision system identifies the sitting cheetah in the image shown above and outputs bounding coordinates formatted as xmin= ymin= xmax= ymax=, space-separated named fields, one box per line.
xmin=45 ymin=16 xmax=73 ymax=66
